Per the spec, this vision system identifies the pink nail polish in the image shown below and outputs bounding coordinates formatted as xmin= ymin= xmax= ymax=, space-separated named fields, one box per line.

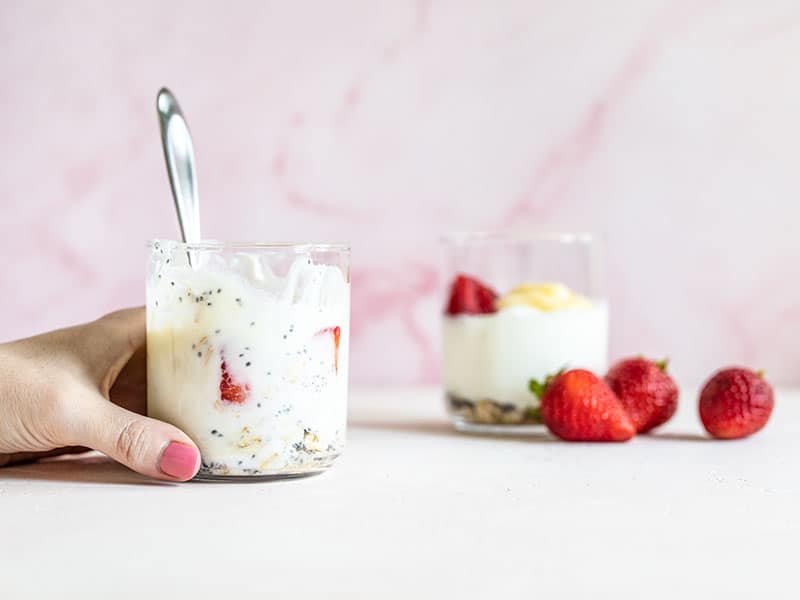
xmin=159 ymin=442 xmax=199 ymax=480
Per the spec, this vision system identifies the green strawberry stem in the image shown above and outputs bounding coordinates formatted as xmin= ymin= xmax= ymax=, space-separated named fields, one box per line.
xmin=528 ymin=368 xmax=566 ymax=399
xmin=529 ymin=378 xmax=547 ymax=399
xmin=655 ymin=358 xmax=670 ymax=372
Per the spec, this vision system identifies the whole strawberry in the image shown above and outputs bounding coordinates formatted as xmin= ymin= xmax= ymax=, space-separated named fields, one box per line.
xmin=531 ymin=369 xmax=635 ymax=442
xmin=699 ymin=367 xmax=774 ymax=439
xmin=606 ymin=357 xmax=679 ymax=433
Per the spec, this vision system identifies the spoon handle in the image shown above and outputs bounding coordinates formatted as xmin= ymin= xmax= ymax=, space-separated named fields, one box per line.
xmin=156 ymin=87 xmax=201 ymax=245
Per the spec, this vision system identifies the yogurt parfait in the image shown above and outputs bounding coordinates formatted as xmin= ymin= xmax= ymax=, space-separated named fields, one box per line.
xmin=146 ymin=240 xmax=350 ymax=479
xmin=441 ymin=233 xmax=608 ymax=432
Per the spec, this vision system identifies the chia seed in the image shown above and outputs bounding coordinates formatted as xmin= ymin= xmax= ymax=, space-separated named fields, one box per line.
xmin=197 ymin=351 xmax=202 ymax=357
xmin=245 ymin=362 xmax=251 ymax=367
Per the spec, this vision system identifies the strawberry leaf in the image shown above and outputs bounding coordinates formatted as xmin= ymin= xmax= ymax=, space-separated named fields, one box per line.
xmin=529 ymin=378 xmax=546 ymax=399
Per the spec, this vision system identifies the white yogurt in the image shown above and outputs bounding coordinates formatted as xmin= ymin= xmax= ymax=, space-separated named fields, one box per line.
xmin=442 ymin=303 xmax=608 ymax=409
xmin=146 ymin=247 xmax=349 ymax=478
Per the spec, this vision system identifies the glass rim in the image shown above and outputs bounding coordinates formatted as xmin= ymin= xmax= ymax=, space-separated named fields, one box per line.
xmin=439 ymin=231 xmax=601 ymax=245
xmin=148 ymin=239 xmax=350 ymax=252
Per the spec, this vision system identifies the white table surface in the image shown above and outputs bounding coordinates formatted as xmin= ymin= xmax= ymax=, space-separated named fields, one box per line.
xmin=2 ymin=385 xmax=798 ymax=599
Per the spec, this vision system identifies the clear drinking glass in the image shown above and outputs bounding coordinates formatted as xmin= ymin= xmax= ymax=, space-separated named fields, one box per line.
xmin=441 ymin=233 xmax=607 ymax=434
xmin=146 ymin=240 xmax=350 ymax=480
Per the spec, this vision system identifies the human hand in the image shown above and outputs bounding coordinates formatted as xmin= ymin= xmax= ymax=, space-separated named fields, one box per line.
xmin=0 ymin=308 xmax=200 ymax=481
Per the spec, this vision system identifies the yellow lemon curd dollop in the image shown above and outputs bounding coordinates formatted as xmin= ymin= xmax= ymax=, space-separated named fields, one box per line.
xmin=495 ymin=282 xmax=592 ymax=311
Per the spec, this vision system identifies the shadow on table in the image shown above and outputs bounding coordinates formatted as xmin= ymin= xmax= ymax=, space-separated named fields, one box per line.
xmin=0 ymin=453 xmax=173 ymax=486
xmin=349 ymin=419 xmax=559 ymax=443
xmin=647 ymin=431 xmax=711 ymax=442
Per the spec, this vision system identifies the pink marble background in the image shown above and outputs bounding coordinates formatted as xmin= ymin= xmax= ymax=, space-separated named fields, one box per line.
xmin=1 ymin=1 xmax=799 ymax=384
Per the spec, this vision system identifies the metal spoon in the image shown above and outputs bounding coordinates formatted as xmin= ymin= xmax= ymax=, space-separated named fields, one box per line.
xmin=156 ymin=87 xmax=201 ymax=259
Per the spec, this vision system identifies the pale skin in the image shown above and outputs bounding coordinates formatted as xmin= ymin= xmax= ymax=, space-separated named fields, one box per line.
xmin=0 ymin=308 xmax=201 ymax=481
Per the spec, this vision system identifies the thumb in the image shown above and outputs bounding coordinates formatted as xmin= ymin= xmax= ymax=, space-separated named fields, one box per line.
xmin=73 ymin=397 xmax=201 ymax=481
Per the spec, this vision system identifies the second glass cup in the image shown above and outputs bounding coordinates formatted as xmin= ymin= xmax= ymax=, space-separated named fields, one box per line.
xmin=146 ymin=240 xmax=350 ymax=480
xmin=441 ymin=233 xmax=608 ymax=433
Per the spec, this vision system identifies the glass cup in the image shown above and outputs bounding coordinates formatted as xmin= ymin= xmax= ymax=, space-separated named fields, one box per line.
xmin=441 ymin=233 xmax=608 ymax=434
xmin=146 ymin=240 xmax=350 ymax=480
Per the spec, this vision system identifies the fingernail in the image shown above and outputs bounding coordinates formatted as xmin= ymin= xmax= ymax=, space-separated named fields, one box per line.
xmin=159 ymin=442 xmax=199 ymax=480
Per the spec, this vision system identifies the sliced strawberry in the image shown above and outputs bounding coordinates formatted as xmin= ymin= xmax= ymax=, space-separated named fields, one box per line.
xmin=316 ymin=326 xmax=341 ymax=374
xmin=220 ymin=359 xmax=249 ymax=404
xmin=445 ymin=274 xmax=498 ymax=316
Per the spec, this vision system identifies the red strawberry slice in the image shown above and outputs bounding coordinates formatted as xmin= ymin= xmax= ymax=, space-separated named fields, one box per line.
xmin=445 ymin=274 xmax=498 ymax=316
xmin=316 ymin=326 xmax=341 ymax=374
xmin=220 ymin=359 xmax=249 ymax=404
